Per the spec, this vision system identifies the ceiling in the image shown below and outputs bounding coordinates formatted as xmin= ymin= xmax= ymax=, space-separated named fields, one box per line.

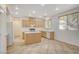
xmin=8 ymin=4 xmax=79 ymax=18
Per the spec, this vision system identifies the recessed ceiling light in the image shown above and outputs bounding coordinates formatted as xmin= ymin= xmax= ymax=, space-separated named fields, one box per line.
xmin=15 ymin=12 xmax=18 ymax=15
xmin=15 ymin=6 xmax=19 ymax=10
xmin=56 ymin=7 xmax=59 ymax=10
xmin=40 ymin=4 xmax=45 ymax=7
xmin=39 ymin=16 xmax=42 ymax=18
xmin=28 ymin=13 xmax=32 ymax=17
xmin=32 ymin=10 xmax=36 ymax=14
xmin=44 ymin=13 xmax=47 ymax=16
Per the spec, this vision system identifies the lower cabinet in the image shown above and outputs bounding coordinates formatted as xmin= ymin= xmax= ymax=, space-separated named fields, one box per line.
xmin=41 ymin=31 xmax=47 ymax=38
xmin=41 ymin=31 xmax=54 ymax=40
xmin=23 ymin=32 xmax=41 ymax=44
xmin=50 ymin=32 xmax=54 ymax=40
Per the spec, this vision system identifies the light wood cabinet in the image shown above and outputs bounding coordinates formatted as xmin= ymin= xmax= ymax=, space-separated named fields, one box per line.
xmin=22 ymin=19 xmax=35 ymax=27
xmin=50 ymin=32 xmax=54 ymax=40
xmin=23 ymin=32 xmax=41 ymax=44
xmin=41 ymin=31 xmax=54 ymax=40
xmin=22 ymin=19 xmax=45 ymax=28
xmin=35 ymin=20 xmax=45 ymax=28
xmin=41 ymin=31 xmax=47 ymax=38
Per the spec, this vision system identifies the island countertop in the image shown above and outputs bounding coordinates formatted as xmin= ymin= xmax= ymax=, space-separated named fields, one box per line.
xmin=24 ymin=31 xmax=41 ymax=34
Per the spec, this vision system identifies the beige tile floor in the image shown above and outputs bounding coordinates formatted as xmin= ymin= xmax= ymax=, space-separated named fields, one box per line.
xmin=7 ymin=38 xmax=79 ymax=54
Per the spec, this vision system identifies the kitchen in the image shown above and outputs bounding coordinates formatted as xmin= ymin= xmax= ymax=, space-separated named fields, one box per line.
xmin=0 ymin=4 xmax=79 ymax=54
xmin=12 ymin=16 xmax=54 ymax=45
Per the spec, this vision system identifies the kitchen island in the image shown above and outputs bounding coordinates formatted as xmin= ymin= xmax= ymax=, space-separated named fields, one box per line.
xmin=41 ymin=29 xmax=55 ymax=40
xmin=23 ymin=31 xmax=41 ymax=44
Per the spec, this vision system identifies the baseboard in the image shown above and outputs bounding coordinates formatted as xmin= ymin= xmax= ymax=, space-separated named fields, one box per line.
xmin=55 ymin=39 xmax=79 ymax=47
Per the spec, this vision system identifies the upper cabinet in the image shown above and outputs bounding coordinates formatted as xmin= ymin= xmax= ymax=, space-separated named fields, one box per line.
xmin=22 ymin=17 xmax=45 ymax=28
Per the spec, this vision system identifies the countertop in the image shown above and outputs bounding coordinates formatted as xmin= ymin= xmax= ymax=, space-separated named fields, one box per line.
xmin=41 ymin=30 xmax=54 ymax=32
xmin=24 ymin=31 xmax=41 ymax=34
xmin=41 ymin=28 xmax=54 ymax=32
xmin=22 ymin=28 xmax=54 ymax=33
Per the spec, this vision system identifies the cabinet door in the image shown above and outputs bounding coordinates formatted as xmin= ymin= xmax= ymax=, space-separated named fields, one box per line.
xmin=24 ymin=33 xmax=41 ymax=44
xmin=41 ymin=31 xmax=47 ymax=38
xmin=50 ymin=32 xmax=54 ymax=40
xmin=22 ymin=19 xmax=45 ymax=28
xmin=35 ymin=20 xmax=45 ymax=28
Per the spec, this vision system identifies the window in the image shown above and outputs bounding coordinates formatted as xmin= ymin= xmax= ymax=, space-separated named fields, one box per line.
xmin=59 ymin=12 xmax=79 ymax=30
xmin=59 ymin=16 xmax=67 ymax=30
xmin=45 ymin=19 xmax=52 ymax=29
xmin=68 ymin=13 xmax=78 ymax=30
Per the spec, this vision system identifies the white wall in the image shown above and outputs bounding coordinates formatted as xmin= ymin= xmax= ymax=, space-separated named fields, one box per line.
xmin=13 ymin=20 xmax=22 ymax=39
xmin=7 ymin=21 xmax=14 ymax=46
xmin=52 ymin=8 xmax=79 ymax=47
xmin=0 ymin=14 xmax=7 ymax=53
xmin=0 ymin=5 xmax=14 ymax=53
xmin=0 ymin=12 xmax=13 ymax=53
